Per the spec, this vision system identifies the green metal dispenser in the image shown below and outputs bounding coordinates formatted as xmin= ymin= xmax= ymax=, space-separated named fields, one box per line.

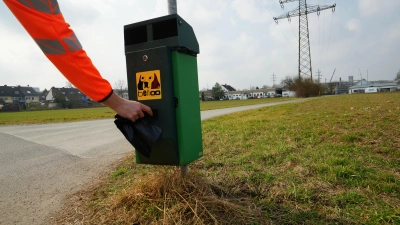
xmin=124 ymin=14 xmax=203 ymax=166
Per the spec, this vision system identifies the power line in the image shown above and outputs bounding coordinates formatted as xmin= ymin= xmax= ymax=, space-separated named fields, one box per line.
xmin=277 ymin=24 xmax=297 ymax=52
xmin=322 ymin=0 xmax=327 ymax=68
xmin=289 ymin=18 xmax=298 ymax=40
xmin=259 ymin=0 xmax=296 ymax=52
xmin=318 ymin=11 xmax=322 ymax=69
xmin=259 ymin=0 xmax=274 ymax=17
xmin=324 ymin=4 xmax=335 ymax=73
xmin=318 ymin=0 xmax=321 ymax=70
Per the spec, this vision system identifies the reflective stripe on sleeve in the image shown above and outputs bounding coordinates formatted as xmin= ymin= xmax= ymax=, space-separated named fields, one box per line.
xmin=17 ymin=0 xmax=61 ymax=15
xmin=62 ymin=33 xmax=82 ymax=52
xmin=34 ymin=38 xmax=66 ymax=54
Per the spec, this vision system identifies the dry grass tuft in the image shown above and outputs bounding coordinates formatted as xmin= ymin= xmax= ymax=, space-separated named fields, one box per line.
xmin=56 ymin=163 xmax=266 ymax=225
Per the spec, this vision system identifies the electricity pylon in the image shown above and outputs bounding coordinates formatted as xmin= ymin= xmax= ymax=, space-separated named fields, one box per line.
xmin=273 ymin=0 xmax=336 ymax=80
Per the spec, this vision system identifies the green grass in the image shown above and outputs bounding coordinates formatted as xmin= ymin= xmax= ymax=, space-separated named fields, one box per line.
xmin=53 ymin=92 xmax=400 ymax=224
xmin=200 ymin=97 xmax=293 ymax=111
xmin=0 ymin=107 xmax=115 ymax=125
xmin=199 ymin=92 xmax=400 ymax=224
xmin=0 ymin=97 xmax=292 ymax=125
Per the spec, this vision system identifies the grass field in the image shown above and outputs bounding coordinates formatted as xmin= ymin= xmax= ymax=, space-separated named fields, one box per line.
xmin=0 ymin=97 xmax=292 ymax=125
xmin=200 ymin=97 xmax=293 ymax=111
xmin=0 ymin=107 xmax=115 ymax=125
xmin=54 ymin=92 xmax=400 ymax=224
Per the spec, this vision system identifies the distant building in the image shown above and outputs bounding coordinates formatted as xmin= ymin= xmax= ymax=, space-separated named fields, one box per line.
xmin=0 ymin=85 xmax=39 ymax=109
xmin=0 ymin=85 xmax=13 ymax=104
xmin=46 ymin=87 xmax=89 ymax=108
xmin=39 ymin=89 xmax=49 ymax=103
xmin=229 ymin=91 xmax=248 ymax=100
xmin=243 ymin=88 xmax=276 ymax=99
xmin=19 ymin=86 xmax=39 ymax=104
xmin=324 ymin=77 xmax=399 ymax=95
xmin=221 ymin=84 xmax=236 ymax=92
xmin=348 ymin=80 xmax=398 ymax=94
xmin=323 ymin=77 xmax=352 ymax=95
xmin=203 ymin=83 xmax=288 ymax=100
xmin=32 ymin=87 xmax=40 ymax=93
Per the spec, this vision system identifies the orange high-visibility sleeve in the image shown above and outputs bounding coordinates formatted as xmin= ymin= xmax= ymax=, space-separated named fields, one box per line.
xmin=4 ymin=0 xmax=113 ymax=102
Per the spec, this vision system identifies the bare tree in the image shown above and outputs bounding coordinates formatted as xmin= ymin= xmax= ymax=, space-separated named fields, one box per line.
xmin=280 ymin=75 xmax=296 ymax=91
xmin=395 ymin=70 xmax=400 ymax=85
xmin=272 ymin=84 xmax=281 ymax=88
xmin=114 ymin=80 xmax=127 ymax=97
xmin=262 ymin=85 xmax=270 ymax=89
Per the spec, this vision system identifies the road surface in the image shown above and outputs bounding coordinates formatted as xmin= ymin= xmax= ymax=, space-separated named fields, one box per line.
xmin=0 ymin=99 xmax=306 ymax=224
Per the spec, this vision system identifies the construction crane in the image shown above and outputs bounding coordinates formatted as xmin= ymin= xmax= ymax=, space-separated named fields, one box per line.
xmin=330 ymin=68 xmax=336 ymax=82
xmin=273 ymin=0 xmax=336 ymax=80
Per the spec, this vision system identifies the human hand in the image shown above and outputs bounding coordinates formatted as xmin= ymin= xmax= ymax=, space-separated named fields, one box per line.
xmin=114 ymin=99 xmax=152 ymax=122
xmin=102 ymin=92 xmax=152 ymax=122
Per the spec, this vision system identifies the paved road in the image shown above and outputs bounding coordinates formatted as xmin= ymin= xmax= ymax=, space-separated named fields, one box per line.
xmin=0 ymin=99 xmax=306 ymax=224
xmin=200 ymin=99 xmax=306 ymax=120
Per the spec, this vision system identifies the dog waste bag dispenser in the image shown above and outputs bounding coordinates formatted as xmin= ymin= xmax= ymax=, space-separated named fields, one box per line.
xmin=124 ymin=14 xmax=203 ymax=166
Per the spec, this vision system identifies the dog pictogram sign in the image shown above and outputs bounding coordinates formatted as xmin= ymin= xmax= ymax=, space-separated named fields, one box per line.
xmin=136 ymin=70 xmax=162 ymax=100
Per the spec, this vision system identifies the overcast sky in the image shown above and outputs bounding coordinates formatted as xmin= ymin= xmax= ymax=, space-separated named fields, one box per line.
xmin=1 ymin=0 xmax=399 ymax=92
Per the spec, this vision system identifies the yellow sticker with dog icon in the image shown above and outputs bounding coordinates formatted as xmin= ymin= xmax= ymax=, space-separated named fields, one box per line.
xmin=136 ymin=70 xmax=162 ymax=101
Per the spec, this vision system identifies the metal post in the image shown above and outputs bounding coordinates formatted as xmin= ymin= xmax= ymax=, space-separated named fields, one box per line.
xmin=168 ymin=0 xmax=177 ymax=14
xmin=180 ymin=165 xmax=188 ymax=177
xmin=167 ymin=0 xmax=187 ymax=177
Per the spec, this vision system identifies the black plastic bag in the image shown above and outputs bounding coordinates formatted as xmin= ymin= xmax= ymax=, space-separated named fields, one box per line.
xmin=114 ymin=114 xmax=162 ymax=158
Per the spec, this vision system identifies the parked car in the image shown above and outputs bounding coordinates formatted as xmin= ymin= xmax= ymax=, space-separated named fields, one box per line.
xmin=283 ymin=93 xmax=289 ymax=97
xmin=274 ymin=94 xmax=282 ymax=97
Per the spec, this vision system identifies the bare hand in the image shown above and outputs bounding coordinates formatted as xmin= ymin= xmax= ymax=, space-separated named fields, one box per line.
xmin=102 ymin=92 xmax=152 ymax=122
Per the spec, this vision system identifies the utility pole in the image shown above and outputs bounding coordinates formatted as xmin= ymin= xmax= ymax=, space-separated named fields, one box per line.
xmin=273 ymin=0 xmax=336 ymax=81
xmin=272 ymin=73 xmax=277 ymax=87
xmin=167 ymin=0 xmax=187 ymax=177
xmin=168 ymin=0 xmax=177 ymax=14
xmin=315 ymin=69 xmax=322 ymax=83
